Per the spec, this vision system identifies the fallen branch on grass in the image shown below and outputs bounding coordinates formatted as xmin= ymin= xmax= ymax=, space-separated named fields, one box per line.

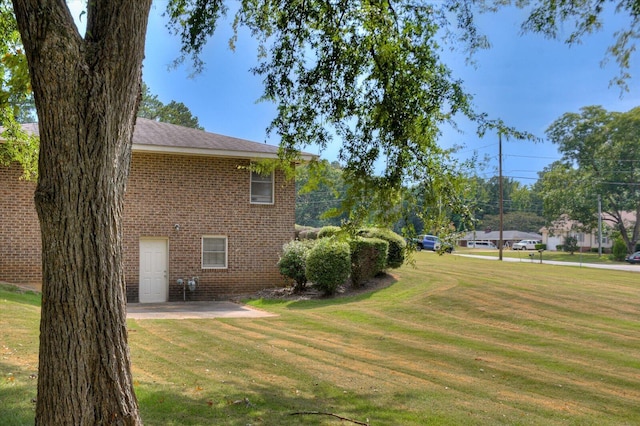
xmin=228 ymin=397 xmax=253 ymax=408
xmin=290 ymin=411 xmax=369 ymax=425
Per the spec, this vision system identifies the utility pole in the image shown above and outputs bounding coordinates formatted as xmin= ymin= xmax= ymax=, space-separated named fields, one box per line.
xmin=598 ymin=195 xmax=602 ymax=257
xmin=499 ymin=132 xmax=504 ymax=261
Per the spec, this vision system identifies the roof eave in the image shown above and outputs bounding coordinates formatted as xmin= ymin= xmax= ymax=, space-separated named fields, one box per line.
xmin=132 ymin=144 xmax=317 ymax=162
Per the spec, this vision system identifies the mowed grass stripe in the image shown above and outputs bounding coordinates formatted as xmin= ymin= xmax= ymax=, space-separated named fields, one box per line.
xmin=3 ymin=255 xmax=640 ymax=425
xmin=140 ymin=319 xmax=568 ymax=425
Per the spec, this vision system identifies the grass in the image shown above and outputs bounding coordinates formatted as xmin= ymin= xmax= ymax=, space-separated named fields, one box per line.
xmin=2 ymin=257 xmax=640 ymax=425
xmin=0 ymin=284 xmax=40 ymax=426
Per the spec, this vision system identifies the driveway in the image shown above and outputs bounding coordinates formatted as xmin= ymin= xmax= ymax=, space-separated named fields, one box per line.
xmin=127 ymin=301 xmax=277 ymax=320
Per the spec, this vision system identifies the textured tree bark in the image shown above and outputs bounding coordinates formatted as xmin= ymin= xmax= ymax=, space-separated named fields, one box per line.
xmin=11 ymin=1 xmax=152 ymax=424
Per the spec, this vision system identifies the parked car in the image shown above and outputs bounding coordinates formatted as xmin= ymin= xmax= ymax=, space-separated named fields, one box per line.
xmin=625 ymin=251 xmax=640 ymax=264
xmin=416 ymin=235 xmax=453 ymax=253
xmin=512 ymin=239 xmax=541 ymax=250
xmin=467 ymin=240 xmax=497 ymax=249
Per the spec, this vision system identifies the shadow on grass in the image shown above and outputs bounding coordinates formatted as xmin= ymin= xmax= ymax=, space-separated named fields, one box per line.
xmin=0 ymin=361 xmax=37 ymax=426
xmin=0 ymin=284 xmax=41 ymax=308
xmin=250 ymin=275 xmax=398 ymax=311
xmin=136 ymin=375 xmax=416 ymax=426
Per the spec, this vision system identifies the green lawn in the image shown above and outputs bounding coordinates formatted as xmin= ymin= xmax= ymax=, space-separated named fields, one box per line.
xmin=2 ymin=255 xmax=640 ymax=425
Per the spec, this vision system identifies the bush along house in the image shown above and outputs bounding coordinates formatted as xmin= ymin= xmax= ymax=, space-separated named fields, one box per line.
xmin=0 ymin=118 xmax=313 ymax=302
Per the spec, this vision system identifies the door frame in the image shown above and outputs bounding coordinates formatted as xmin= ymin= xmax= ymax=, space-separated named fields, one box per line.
xmin=138 ymin=237 xmax=169 ymax=303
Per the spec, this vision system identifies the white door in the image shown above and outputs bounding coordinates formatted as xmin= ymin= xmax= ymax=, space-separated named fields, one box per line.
xmin=547 ymin=236 xmax=563 ymax=251
xmin=139 ymin=239 xmax=168 ymax=303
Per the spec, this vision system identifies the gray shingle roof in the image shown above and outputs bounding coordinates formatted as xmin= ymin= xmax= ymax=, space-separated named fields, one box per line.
xmin=132 ymin=118 xmax=282 ymax=158
xmin=4 ymin=118 xmax=315 ymax=160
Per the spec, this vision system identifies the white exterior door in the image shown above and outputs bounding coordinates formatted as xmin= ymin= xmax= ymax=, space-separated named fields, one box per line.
xmin=547 ymin=236 xmax=563 ymax=251
xmin=139 ymin=239 xmax=168 ymax=303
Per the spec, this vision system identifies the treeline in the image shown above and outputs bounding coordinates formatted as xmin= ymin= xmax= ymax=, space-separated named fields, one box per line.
xmin=296 ymin=160 xmax=546 ymax=234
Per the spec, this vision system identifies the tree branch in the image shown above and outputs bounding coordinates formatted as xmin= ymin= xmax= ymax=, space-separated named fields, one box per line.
xmin=290 ymin=411 xmax=370 ymax=425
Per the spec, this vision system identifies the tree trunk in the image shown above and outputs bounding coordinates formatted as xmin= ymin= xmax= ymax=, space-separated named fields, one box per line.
xmin=11 ymin=1 xmax=152 ymax=424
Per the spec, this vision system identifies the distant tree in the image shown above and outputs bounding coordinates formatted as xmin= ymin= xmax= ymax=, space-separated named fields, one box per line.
xmin=138 ymin=82 xmax=203 ymax=129
xmin=0 ymin=3 xmax=35 ymax=178
xmin=611 ymin=237 xmax=628 ymax=261
xmin=539 ymin=106 xmax=640 ymax=253
xmin=509 ymin=183 xmax=543 ymax=215
xmin=465 ymin=174 xmax=544 ymax=232
xmin=564 ymin=235 xmax=579 ymax=254
xmin=0 ymin=2 xmax=32 ymax=122
xmin=0 ymin=109 xmax=37 ymax=179
xmin=296 ymin=160 xmax=348 ymax=227
xmin=481 ymin=211 xmax=546 ymax=233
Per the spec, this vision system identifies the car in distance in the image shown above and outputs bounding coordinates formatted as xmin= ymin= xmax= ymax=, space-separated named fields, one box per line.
xmin=512 ymin=239 xmax=541 ymax=250
xmin=467 ymin=240 xmax=497 ymax=249
xmin=625 ymin=251 xmax=640 ymax=264
xmin=415 ymin=235 xmax=453 ymax=253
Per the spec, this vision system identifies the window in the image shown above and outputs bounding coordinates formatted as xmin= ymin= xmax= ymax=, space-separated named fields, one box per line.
xmin=250 ymin=170 xmax=274 ymax=204
xmin=202 ymin=236 xmax=227 ymax=269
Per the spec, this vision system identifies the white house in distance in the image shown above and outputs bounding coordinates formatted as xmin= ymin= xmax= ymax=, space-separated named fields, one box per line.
xmin=539 ymin=212 xmax=637 ymax=252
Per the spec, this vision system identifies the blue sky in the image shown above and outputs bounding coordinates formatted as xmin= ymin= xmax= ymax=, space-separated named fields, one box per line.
xmin=71 ymin=1 xmax=639 ymax=185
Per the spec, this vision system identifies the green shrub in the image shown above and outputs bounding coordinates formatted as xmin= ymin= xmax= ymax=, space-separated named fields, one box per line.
xmin=535 ymin=243 xmax=547 ymax=251
xmin=555 ymin=244 xmax=564 ymax=251
xmin=359 ymin=228 xmax=406 ymax=268
xmin=306 ymin=238 xmax=351 ymax=295
xmin=564 ymin=236 xmax=578 ymax=254
xmin=318 ymin=226 xmax=342 ymax=239
xmin=350 ymin=237 xmax=388 ymax=288
xmin=278 ymin=240 xmax=315 ymax=292
xmin=611 ymin=238 xmax=627 ymax=261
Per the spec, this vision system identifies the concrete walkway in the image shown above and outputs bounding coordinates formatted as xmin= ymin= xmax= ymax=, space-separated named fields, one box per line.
xmin=4 ymin=281 xmax=277 ymax=320
xmin=126 ymin=301 xmax=277 ymax=320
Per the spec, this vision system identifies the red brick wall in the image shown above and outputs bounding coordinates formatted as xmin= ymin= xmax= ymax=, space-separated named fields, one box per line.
xmin=0 ymin=163 xmax=41 ymax=286
xmin=1 ymin=153 xmax=295 ymax=300
xmin=123 ymin=153 xmax=295 ymax=300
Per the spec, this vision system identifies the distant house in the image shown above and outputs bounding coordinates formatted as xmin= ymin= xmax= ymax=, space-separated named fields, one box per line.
xmin=0 ymin=118 xmax=313 ymax=302
xmin=539 ymin=213 xmax=635 ymax=252
xmin=458 ymin=230 xmax=543 ymax=249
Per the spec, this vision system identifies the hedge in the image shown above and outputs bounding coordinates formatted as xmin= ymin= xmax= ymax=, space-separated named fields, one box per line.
xmin=317 ymin=226 xmax=342 ymax=239
xmin=277 ymin=240 xmax=315 ymax=292
xmin=359 ymin=228 xmax=406 ymax=268
xmin=350 ymin=237 xmax=388 ymax=288
xmin=612 ymin=238 xmax=627 ymax=261
xmin=306 ymin=238 xmax=351 ymax=295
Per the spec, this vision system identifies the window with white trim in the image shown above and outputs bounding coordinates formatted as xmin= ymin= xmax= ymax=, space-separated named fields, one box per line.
xmin=250 ymin=170 xmax=274 ymax=204
xmin=202 ymin=236 xmax=227 ymax=269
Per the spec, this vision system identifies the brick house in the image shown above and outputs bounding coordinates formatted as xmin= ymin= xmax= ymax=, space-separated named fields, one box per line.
xmin=0 ymin=118 xmax=311 ymax=302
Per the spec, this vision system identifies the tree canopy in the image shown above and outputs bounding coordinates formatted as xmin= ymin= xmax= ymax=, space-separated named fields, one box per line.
xmin=538 ymin=105 xmax=640 ymax=252
xmin=138 ymin=82 xmax=203 ymax=129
